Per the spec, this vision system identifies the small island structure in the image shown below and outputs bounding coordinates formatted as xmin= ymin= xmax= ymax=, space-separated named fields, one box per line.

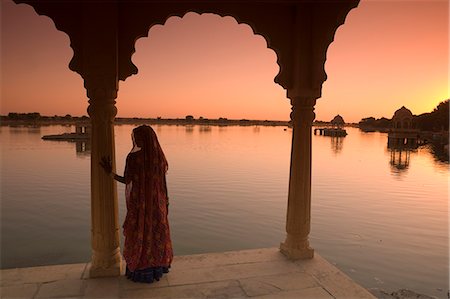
xmin=314 ymin=114 xmax=348 ymax=137
xmin=42 ymin=123 xmax=90 ymax=141
xmin=387 ymin=106 xmax=419 ymax=172
xmin=387 ymin=106 xmax=419 ymax=149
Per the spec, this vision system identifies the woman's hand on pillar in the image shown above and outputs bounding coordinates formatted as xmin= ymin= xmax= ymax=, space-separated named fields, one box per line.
xmin=99 ymin=156 xmax=112 ymax=174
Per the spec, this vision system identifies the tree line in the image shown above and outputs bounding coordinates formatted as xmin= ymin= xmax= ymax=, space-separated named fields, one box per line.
xmin=359 ymin=99 xmax=449 ymax=132
xmin=4 ymin=112 xmax=89 ymax=121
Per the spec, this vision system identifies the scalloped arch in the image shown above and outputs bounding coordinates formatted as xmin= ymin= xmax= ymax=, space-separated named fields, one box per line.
xmin=117 ymin=5 xmax=294 ymax=90
xmin=124 ymin=11 xmax=283 ymax=88
xmin=321 ymin=1 xmax=360 ymax=90
xmin=12 ymin=1 xmax=84 ymax=79
xmin=12 ymin=0 xmax=360 ymax=97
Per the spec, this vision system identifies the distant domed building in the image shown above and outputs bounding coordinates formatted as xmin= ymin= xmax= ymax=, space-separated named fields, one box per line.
xmin=388 ymin=106 xmax=418 ymax=149
xmin=392 ymin=106 xmax=414 ymax=130
xmin=314 ymin=114 xmax=347 ymax=137
xmin=330 ymin=115 xmax=345 ymax=128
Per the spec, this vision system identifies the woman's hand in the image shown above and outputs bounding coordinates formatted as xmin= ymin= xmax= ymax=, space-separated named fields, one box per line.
xmin=99 ymin=156 xmax=126 ymax=183
xmin=99 ymin=156 xmax=112 ymax=174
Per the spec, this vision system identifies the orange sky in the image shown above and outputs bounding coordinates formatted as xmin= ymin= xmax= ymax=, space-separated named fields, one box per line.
xmin=1 ymin=0 xmax=448 ymax=123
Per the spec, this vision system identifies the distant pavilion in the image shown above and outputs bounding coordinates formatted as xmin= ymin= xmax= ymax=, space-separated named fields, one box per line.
xmin=388 ymin=106 xmax=419 ymax=173
xmin=388 ymin=106 xmax=419 ymax=149
xmin=314 ymin=115 xmax=347 ymax=137
xmin=13 ymin=0 xmax=359 ymax=278
xmin=331 ymin=114 xmax=345 ymax=129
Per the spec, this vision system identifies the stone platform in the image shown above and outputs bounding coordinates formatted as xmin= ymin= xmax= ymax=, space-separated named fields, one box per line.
xmin=1 ymin=248 xmax=375 ymax=298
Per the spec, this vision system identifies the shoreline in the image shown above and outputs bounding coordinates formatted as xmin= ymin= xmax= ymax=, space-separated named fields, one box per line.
xmin=369 ymin=288 xmax=440 ymax=299
xmin=1 ymin=118 xmax=291 ymax=127
xmin=0 ymin=118 xmax=362 ymax=128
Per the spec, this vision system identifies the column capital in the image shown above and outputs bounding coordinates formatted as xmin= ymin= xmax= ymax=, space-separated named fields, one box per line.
xmin=84 ymin=74 xmax=118 ymax=100
xmin=289 ymin=97 xmax=317 ymax=125
xmin=85 ymin=75 xmax=118 ymax=123
xmin=87 ymin=99 xmax=117 ymax=124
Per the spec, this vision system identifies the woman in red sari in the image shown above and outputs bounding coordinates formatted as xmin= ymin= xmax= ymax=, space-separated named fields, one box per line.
xmin=101 ymin=125 xmax=173 ymax=283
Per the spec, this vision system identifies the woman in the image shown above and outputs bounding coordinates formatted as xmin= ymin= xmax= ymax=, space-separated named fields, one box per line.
xmin=100 ymin=125 xmax=173 ymax=283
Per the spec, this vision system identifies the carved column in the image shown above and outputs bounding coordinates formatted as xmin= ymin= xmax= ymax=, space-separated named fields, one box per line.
xmin=87 ymin=78 xmax=122 ymax=277
xmin=280 ymin=97 xmax=316 ymax=259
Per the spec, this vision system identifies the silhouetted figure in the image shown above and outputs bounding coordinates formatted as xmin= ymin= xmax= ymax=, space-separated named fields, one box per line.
xmin=100 ymin=125 xmax=173 ymax=283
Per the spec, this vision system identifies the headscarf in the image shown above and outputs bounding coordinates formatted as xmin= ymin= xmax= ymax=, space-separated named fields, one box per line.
xmin=131 ymin=125 xmax=168 ymax=175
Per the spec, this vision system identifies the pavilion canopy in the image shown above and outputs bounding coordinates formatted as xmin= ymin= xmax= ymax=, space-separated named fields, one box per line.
xmin=13 ymin=0 xmax=358 ymax=98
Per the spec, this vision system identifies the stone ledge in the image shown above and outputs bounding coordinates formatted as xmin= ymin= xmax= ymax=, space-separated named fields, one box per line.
xmin=0 ymin=248 xmax=376 ymax=299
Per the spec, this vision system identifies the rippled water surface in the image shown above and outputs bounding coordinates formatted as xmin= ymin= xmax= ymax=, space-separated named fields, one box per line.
xmin=1 ymin=125 xmax=448 ymax=298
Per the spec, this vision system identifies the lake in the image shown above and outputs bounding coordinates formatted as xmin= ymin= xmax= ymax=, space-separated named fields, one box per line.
xmin=1 ymin=124 xmax=448 ymax=298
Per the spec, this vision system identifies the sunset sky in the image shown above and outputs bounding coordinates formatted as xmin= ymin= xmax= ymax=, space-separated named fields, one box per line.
xmin=1 ymin=0 xmax=448 ymax=123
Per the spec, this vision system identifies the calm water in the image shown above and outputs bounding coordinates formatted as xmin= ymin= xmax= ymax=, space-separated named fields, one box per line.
xmin=1 ymin=125 xmax=448 ymax=298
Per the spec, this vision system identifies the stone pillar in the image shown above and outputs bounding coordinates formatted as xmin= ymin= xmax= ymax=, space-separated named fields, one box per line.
xmin=280 ymin=97 xmax=316 ymax=260
xmin=87 ymin=80 xmax=122 ymax=277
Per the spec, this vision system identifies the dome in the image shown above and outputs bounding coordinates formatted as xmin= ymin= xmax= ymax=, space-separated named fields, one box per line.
xmin=331 ymin=115 xmax=345 ymax=125
xmin=393 ymin=106 xmax=413 ymax=120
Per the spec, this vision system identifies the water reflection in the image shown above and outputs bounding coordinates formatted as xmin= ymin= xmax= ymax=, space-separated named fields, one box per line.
xmin=41 ymin=139 xmax=91 ymax=157
xmin=9 ymin=126 xmax=42 ymax=134
xmin=314 ymin=134 xmax=345 ymax=155
xmin=386 ymin=130 xmax=420 ymax=175
xmin=153 ymin=124 xmax=163 ymax=135
xmin=185 ymin=125 xmax=194 ymax=134
xmin=386 ymin=141 xmax=449 ymax=176
xmin=428 ymin=143 xmax=449 ymax=164
xmin=330 ymin=136 xmax=344 ymax=154
xmin=2 ymin=125 xmax=448 ymax=299
xmin=199 ymin=125 xmax=211 ymax=133
xmin=76 ymin=141 xmax=91 ymax=157
xmin=26 ymin=126 xmax=42 ymax=134
xmin=389 ymin=148 xmax=412 ymax=175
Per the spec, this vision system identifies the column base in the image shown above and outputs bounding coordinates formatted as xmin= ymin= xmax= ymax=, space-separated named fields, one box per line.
xmin=89 ymin=261 xmax=122 ymax=278
xmin=280 ymin=241 xmax=314 ymax=260
xmin=89 ymin=249 xmax=123 ymax=278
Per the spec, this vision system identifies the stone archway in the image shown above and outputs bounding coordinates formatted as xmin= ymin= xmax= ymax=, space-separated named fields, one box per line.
xmin=13 ymin=0 xmax=360 ymax=277
xmin=121 ymin=11 xmax=285 ymax=120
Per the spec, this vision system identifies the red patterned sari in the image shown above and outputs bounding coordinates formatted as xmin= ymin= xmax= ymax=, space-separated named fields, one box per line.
xmin=122 ymin=125 xmax=173 ymax=283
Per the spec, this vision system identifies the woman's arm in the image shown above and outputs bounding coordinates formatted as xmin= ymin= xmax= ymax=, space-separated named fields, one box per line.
xmin=100 ymin=156 xmax=126 ymax=184
xmin=112 ymin=173 xmax=126 ymax=184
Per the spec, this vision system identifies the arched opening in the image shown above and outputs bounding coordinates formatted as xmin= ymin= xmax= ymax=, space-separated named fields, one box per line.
xmin=1 ymin=0 xmax=90 ymax=268
xmin=116 ymin=12 xmax=291 ymax=255
xmin=118 ymin=12 xmax=289 ymax=121
xmin=2 ymin=1 xmax=85 ymax=116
